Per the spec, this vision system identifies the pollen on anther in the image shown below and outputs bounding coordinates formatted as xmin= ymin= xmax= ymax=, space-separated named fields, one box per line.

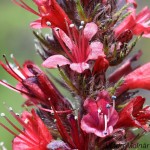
xmin=112 ymin=95 xmax=117 ymax=100
xmin=10 ymin=54 xmax=14 ymax=58
xmin=9 ymin=107 xmax=13 ymax=111
xmin=46 ymin=21 xmax=51 ymax=26
xmin=74 ymin=116 xmax=78 ymax=120
xmin=106 ymin=104 xmax=111 ymax=108
xmin=98 ymin=108 xmax=101 ymax=114
xmin=103 ymin=131 xmax=107 ymax=135
xmin=69 ymin=24 xmax=75 ymax=28
xmin=15 ymin=113 xmax=20 ymax=116
xmin=79 ymin=26 xmax=83 ymax=30
xmin=81 ymin=21 xmax=85 ymax=25
xmin=0 ymin=113 xmax=5 ymax=117
xmin=24 ymin=118 xmax=29 ymax=124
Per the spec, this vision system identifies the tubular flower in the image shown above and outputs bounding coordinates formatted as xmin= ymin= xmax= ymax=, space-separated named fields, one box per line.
xmin=13 ymin=0 xmax=72 ymax=33
xmin=115 ymin=7 xmax=150 ymax=38
xmin=42 ymin=22 xmax=105 ymax=73
xmin=0 ymin=109 xmax=53 ymax=150
xmin=115 ymin=96 xmax=150 ymax=131
xmin=12 ymin=109 xmax=53 ymax=150
xmin=116 ymin=62 xmax=150 ymax=95
xmin=0 ymin=58 xmax=71 ymax=110
xmin=81 ymin=98 xmax=119 ymax=137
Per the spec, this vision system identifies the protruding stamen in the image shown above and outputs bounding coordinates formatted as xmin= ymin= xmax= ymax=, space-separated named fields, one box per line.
xmin=15 ymin=113 xmax=20 ymax=116
xmin=112 ymin=95 xmax=117 ymax=100
xmin=2 ymin=55 xmax=23 ymax=82
xmin=24 ymin=119 xmax=29 ymax=124
xmin=46 ymin=21 xmax=51 ymax=26
xmin=112 ymin=95 xmax=116 ymax=108
xmin=98 ymin=108 xmax=101 ymax=114
xmin=79 ymin=26 xmax=83 ymax=30
xmin=106 ymin=104 xmax=111 ymax=108
xmin=103 ymin=131 xmax=108 ymax=135
xmin=74 ymin=116 xmax=78 ymax=120
xmin=0 ymin=142 xmax=7 ymax=150
xmin=10 ymin=53 xmax=14 ymax=58
xmin=104 ymin=115 xmax=108 ymax=135
xmin=81 ymin=21 xmax=85 ymax=25
xmin=1 ymin=113 xmax=5 ymax=117
xmin=106 ymin=104 xmax=111 ymax=121
xmin=10 ymin=54 xmax=27 ymax=78
xmin=9 ymin=107 xmax=13 ymax=111
xmin=69 ymin=24 xmax=75 ymax=28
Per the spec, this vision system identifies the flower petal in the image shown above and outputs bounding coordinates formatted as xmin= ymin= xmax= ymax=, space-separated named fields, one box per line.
xmin=116 ymin=62 xmax=150 ymax=95
xmin=70 ymin=62 xmax=89 ymax=73
xmin=42 ymin=55 xmax=70 ymax=68
xmin=83 ymin=22 xmax=98 ymax=41
xmin=115 ymin=14 xmax=135 ymax=37
xmin=30 ymin=19 xmax=42 ymax=29
xmin=54 ymin=28 xmax=74 ymax=52
xmin=88 ymin=42 xmax=104 ymax=60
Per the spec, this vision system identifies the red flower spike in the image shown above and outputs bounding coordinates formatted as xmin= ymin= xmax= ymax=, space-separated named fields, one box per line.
xmin=13 ymin=0 xmax=72 ymax=33
xmin=115 ymin=96 xmax=150 ymax=131
xmin=115 ymin=7 xmax=150 ymax=38
xmin=81 ymin=98 xmax=119 ymax=137
xmin=42 ymin=22 xmax=105 ymax=73
xmin=12 ymin=109 xmax=53 ymax=150
xmin=116 ymin=62 xmax=150 ymax=95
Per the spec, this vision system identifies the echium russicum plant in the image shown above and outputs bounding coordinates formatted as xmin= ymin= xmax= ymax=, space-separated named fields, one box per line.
xmin=0 ymin=0 xmax=150 ymax=149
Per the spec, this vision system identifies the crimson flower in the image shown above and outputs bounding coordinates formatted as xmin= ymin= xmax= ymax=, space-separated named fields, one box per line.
xmin=115 ymin=96 xmax=150 ymax=131
xmin=116 ymin=62 xmax=150 ymax=95
xmin=0 ymin=59 xmax=70 ymax=110
xmin=0 ymin=109 xmax=53 ymax=150
xmin=13 ymin=0 xmax=71 ymax=33
xmin=115 ymin=7 xmax=150 ymax=38
xmin=81 ymin=98 xmax=119 ymax=137
xmin=42 ymin=22 xmax=105 ymax=73
xmin=92 ymin=56 xmax=109 ymax=75
xmin=12 ymin=109 xmax=53 ymax=150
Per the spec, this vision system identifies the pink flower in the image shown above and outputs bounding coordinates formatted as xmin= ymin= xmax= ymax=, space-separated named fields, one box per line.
xmin=13 ymin=0 xmax=71 ymax=33
xmin=42 ymin=22 xmax=105 ymax=73
xmin=115 ymin=96 xmax=150 ymax=131
xmin=115 ymin=7 xmax=150 ymax=38
xmin=81 ymin=98 xmax=119 ymax=137
xmin=116 ymin=62 xmax=150 ymax=95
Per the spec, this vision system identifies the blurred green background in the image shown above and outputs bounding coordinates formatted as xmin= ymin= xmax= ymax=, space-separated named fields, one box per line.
xmin=0 ymin=0 xmax=150 ymax=149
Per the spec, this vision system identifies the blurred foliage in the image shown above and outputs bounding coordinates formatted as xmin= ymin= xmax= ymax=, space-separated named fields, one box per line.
xmin=0 ymin=0 xmax=149 ymax=149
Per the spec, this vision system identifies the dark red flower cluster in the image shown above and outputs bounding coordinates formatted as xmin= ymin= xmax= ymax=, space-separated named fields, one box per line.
xmin=0 ymin=0 xmax=150 ymax=149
